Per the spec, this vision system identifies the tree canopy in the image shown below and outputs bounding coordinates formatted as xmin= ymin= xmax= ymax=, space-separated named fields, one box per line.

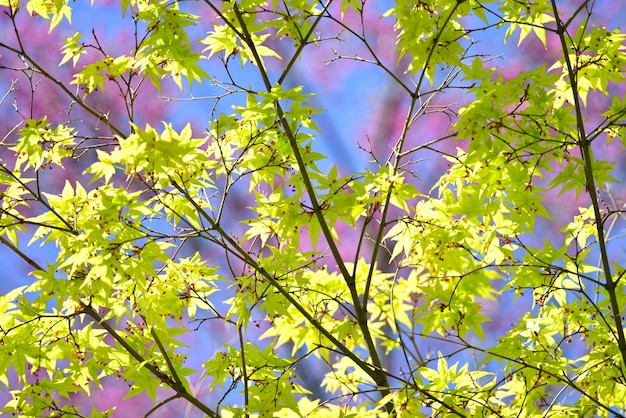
xmin=1 ymin=0 xmax=626 ymax=416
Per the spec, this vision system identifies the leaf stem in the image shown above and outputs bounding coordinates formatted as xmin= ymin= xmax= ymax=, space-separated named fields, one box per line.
xmin=238 ymin=325 xmax=250 ymax=418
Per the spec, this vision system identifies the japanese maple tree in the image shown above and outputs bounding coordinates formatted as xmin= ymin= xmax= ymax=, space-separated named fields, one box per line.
xmin=1 ymin=0 xmax=626 ymax=417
